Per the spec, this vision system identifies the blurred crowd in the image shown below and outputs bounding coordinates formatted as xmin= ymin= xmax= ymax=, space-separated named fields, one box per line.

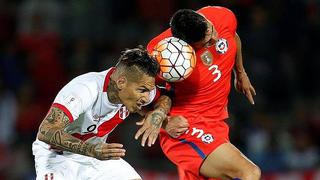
xmin=0 ymin=0 xmax=319 ymax=179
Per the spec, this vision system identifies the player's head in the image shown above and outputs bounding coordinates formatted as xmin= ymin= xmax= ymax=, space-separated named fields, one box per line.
xmin=112 ymin=46 xmax=159 ymax=112
xmin=170 ymin=9 xmax=218 ymax=49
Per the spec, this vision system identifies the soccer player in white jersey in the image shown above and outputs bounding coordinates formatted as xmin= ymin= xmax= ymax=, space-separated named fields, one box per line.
xmin=32 ymin=46 xmax=170 ymax=180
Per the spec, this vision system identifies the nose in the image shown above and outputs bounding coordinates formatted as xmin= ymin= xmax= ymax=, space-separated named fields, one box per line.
xmin=140 ymin=92 xmax=150 ymax=105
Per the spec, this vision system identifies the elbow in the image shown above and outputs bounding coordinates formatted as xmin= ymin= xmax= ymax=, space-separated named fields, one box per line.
xmin=36 ymin=122 xmax=51 ymax=144
xmin=36 ymin=129 xmax=46 ymax=143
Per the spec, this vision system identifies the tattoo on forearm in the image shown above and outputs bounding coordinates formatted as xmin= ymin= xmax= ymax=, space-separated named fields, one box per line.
xmin=151 ymin=112 xmax=164 ymax=128
xmin=150 ymin=96 xmax=171 ymax=128
xmin=51 ymin=130 xmax=62 ymax=145
xmin=38 ymin=107 xmax=96 ymax=157
xmin=157 ymin=108 xmax=166 ymax=115
xmin=154 ymin=96 xmax=172 ymax=115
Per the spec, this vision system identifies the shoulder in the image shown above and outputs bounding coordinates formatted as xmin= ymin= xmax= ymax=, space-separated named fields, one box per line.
xmin=198 ymin=6 xmax=236 ymax=23
xmin=199 ymin=6 xmax=237 ymax=33
xmin=59 ymin=70 xmax=108 ymax=101
xmin=198 ymin=6 xmax=235 ymax=16
xmin=70 ymin=72 xmax=103 ymax=94
xmin=53 ymin=71 xmax=107 ymax=117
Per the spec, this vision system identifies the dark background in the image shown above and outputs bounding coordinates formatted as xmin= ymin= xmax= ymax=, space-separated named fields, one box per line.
xmin=0 ymin=0 xmax=319 ymax=179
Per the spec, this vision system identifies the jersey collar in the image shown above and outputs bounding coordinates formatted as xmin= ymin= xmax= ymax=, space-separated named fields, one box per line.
xmin=103 ymin=67 xmax=116 ymax=92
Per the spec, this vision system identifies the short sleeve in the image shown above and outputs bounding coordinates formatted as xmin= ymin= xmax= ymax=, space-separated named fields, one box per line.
xmin=198 ymin=6 xmax=237 ymax=36
xmin=52 ymin=82 xmax=98 ymax=122
xmin=224 ymin=8 xmax=237 ymax=35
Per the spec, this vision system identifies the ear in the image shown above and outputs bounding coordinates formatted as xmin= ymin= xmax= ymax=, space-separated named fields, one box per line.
xmin=116 ymin=76 xmax=127 ymax=90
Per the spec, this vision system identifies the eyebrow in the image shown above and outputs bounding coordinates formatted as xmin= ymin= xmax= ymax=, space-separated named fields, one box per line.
xmin=139 ymin=86 xmax=152 ymax=91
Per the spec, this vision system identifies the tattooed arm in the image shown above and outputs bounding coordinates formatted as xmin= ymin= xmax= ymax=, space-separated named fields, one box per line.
xmin=37 ymin=107 xmax=125 ymax=160
xmin=153 ymin=95 xmax=171 ymax=116
xmin=135 ymin=95 xmax=171 ymax=147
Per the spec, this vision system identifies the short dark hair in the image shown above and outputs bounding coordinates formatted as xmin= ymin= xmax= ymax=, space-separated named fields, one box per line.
xmin=170 ymin=9 xmax=207 ymax=44
xmin=116 ymin=45 xmax=159 ymax=77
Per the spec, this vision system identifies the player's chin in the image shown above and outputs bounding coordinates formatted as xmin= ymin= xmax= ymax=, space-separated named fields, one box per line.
xmin=128 ymin=106 xmax=139 ymax=113
xmin=133 ymin=105 xmax=143 ymax=113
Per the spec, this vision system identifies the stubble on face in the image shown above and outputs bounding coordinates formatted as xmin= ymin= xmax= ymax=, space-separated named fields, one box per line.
xmin=122 ymin=74 xmax=155 ymax=113
xmin=108 ymin=66 xmax=156 ymax=112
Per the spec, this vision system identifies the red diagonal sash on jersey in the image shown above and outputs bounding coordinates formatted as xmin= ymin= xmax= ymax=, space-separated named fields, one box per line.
xmin=72 ymin=112 xmax=124 ymax=141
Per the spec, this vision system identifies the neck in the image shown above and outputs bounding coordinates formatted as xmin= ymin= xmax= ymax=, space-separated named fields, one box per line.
xmin=107 ymin=78 xmax=121 ymax=104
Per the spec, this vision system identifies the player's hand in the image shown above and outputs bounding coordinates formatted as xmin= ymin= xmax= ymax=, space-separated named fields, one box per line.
xmin=234 ymin=71 xmax=256 ymax=105
xmin=164 ymin=115 xmax=189 ymax=138
xmin=135 ymin=109 xmax=166 ymax=147
xmin=92 ymin=143 xmax=126 ymax=160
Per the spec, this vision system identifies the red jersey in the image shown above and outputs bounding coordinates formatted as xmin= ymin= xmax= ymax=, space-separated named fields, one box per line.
xmin=148 ymin=6 xmax=237 ymax=123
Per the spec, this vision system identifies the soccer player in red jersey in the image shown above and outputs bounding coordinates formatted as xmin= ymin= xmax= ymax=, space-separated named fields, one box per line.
xmin=143 ymin=6 xmax=261 ymax=180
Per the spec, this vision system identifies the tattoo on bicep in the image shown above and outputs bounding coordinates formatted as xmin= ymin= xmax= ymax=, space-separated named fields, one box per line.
xmin=38 ymin=107 xmax=98 ymax=157
xmin=46 ymin=108 xmax=56 ymax=123
xmin=62 ymin=114 xmax=71 ymax=126
xmin=44 ymin=107 xmax=71 ymax=126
